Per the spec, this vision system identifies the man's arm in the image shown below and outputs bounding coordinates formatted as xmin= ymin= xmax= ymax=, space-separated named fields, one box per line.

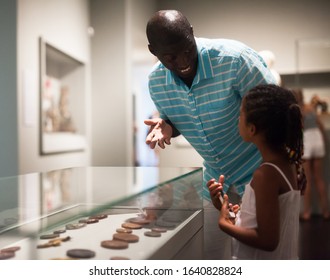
xmin=164 ymin=119 xmax=181 ymax=137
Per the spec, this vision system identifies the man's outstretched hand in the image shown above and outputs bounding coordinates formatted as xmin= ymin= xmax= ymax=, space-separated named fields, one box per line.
xmin=144 ymin=118 xmax=173 ymax=149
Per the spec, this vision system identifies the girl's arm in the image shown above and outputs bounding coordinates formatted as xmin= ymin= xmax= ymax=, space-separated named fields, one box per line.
xmin=316 ymin=115 xmax=327 ymax=145
xmin=219 ymin=168 xmax=280 ymax=251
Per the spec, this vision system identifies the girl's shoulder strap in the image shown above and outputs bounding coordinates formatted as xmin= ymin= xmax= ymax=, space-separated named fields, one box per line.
xmin=260 ymin=162 xmax=294 ymax=191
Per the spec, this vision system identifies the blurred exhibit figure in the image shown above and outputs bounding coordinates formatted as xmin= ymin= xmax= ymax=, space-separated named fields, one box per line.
xmin=259 ymin=50 xmax=282 ymax=86
xmin=293 ymin=89 xmax=330 ymax=221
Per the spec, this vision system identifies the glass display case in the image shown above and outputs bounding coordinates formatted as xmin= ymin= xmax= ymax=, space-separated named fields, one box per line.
xmin=0 ymin=167 xmax=203 ymax=260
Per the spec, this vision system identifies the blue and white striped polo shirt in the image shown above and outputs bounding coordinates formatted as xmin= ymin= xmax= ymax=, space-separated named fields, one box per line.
xmin=148 ymin=37 xmax=276 ymax=200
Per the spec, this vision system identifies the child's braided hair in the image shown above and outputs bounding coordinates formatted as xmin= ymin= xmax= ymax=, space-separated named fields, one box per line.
xmin=243 ymin=84 xmax=306 ymax=191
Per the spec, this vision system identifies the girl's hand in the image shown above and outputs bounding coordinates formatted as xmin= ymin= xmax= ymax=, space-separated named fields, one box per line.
xmin=231 ymin=203 xmax=240 ymax=215
xmin=219 ymin=194 xmax=237 ymax=226
xmin=207 ymin=175 xmax=225 ymax=210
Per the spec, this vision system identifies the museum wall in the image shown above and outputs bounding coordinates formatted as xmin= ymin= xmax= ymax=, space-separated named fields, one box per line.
xmin=17 ymin=0 xmax=92 ymax=175
xmin=0 ymin=0 xmax=18 ymax=177
xmin=89 ymin=0 xmax=132 ymax=166
xmin=157 ymin=0 xmax=330 ymax=74
xmin=90 ymin=0 xmax=158 ymax=167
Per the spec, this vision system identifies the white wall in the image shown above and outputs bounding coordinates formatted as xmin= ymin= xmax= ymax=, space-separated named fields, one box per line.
xmin=17 ymin=0 xmax=92 ymax=174
xmin=89 ymin=0 xmax=133 ymax=166
xmin=130 ymin=0 xmax=156 ymax=63
xmin=158 ymin=0 xmax=330 ymax=74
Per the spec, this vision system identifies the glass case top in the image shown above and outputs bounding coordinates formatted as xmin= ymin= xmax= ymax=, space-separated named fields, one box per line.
xmin=0 ymin=167 xmax=203 ymax=237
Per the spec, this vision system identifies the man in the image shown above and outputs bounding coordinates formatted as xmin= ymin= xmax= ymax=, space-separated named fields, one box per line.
xmin=144 ymin=10 xmax=276 ymax=259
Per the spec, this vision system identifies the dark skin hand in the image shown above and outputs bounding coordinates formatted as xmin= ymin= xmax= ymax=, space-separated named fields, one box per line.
xmin=207 ymin=175 xmax=239 ymax=216
xmin=207 ymin=175 xmax=225 ymax=210
xmin=144 ymin=118 xmax=173 ymax=149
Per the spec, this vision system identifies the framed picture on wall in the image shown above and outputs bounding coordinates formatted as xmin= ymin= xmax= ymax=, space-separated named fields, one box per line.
xmin=39 ymin=37 xmax=87 ymax=155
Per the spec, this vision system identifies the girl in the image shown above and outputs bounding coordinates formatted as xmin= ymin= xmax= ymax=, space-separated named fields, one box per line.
xmin=293 ymin=89 xmax=330 ymax=221
xmin=208 ymin=84 xmax=304 ymax=259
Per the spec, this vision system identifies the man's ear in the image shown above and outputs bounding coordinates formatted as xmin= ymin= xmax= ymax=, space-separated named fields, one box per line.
xmin=148 ymin=44 xmax=156 ymax=56
xmin=249 ymin=123 xmax=257 ymax=136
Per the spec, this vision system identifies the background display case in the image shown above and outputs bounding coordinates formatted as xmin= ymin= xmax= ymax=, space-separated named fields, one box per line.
xmin=0 ymin=167 xmax=203 ymax=260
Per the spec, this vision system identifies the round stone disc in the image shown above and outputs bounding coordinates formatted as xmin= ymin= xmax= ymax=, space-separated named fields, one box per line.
xmin=65 ymin=223 xmax=86 ymax=230
xmin=0 ymin=246 xmax=21 ymax=253
xmin=101 ymin=240 xmax=128 ymax=249
xmin=79 ymin=218 xmax=99 ymax=224
xmin=66 ymin=249 xmax=95 ymax=259
xmin=40 ymin=233 xmax=60 ymax=239
xmin=128 ymin=217 xmax=151 ymax=225
xmin=53 ymin=229 xmax=66 ymax=234
xmin=144 ymin=231 xmax=161 ymax=237
xmin=89 ymin=214 xmax=108 ymax=220
xmin=116 ymin=228 xmax=132 ymax=234
xmin=121 ymin=222 xmax=142 ymax=230
xmin=113 ymin=233 xmax=139 ymax=243
xmin=110 ymin=256 xmax=130 ymax=260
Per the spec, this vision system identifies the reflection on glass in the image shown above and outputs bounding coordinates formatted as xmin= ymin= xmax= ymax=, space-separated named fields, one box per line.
xmin=0 ymin=176 xmax=19 ymax=234
xmin=0 ymin=167 xmax=202 ymax=234
xmin=42 ymin=169 xmax=71 ymax=213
